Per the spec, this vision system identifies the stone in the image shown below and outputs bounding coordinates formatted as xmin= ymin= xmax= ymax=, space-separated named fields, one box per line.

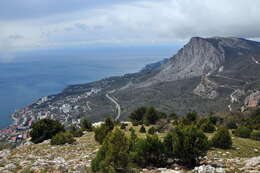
xmin=244 ymin=156 xmax=260 ymax=167
xmin=4 ymin=163 xmax=16 ymax=169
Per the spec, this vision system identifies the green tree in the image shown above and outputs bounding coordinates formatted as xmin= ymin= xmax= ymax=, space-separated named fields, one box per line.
xmin=130 ymin=135 xmax=167 ymax=167
xmin=250 ymin=130 xmax=260 ymax=141
xmin=94 ymin=117 xmax=115 ymax=144
xmin=51 ymin=132 xmax=75 ymax=145
xmin=144 ymin=107 xmax=159 ymax=125
xmin=30 ymin=119 xmax=64 ymax=144
xmin=80 ymin=118 xmax=93 ymax=131
xmin=169 ymin=112 xmax=178 ymax=120
xmin=148 ymin=127 xmax=156 ymax=135
xmin=170 ymin=126 xmax=209 ymax=167
xmin=186 ymin=111 xmax=198 ymax=122
xmin=139 ymin=125 xmax=146 ymax=133
xmin=211 ymin=128 xmax=232 ymax=149
xmin=129 ymin=107 xmax=147 ymax=125
xmin=68 ymin=125 xmax=84 ymax=137
xmin=201 ymin=121 xmax=215 ymax=133
xmin=235 ymin=126 xmax=252 ymax=138
xmin=91 ymin=128 xmax=131 ymax=173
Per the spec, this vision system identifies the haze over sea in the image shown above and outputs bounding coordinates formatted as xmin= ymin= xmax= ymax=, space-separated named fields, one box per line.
xmin=0 ymin=45 xmax=178 ymax=129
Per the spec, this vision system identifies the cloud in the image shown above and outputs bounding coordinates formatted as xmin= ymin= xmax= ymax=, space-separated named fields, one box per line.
xmin=0 ymin=0 xmax=260 ymax=53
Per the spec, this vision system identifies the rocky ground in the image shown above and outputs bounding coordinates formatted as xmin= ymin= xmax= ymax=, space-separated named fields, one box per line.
xmin=0 ymin=129 xmax=260 ymax=173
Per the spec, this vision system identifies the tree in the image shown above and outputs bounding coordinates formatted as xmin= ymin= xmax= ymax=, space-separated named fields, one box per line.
xmin=130 ymin=135 xmax=167 ymax=167
xmin=235 ymin=126 xmax=252 ymax=138
xmin=94 ymin=117 xmax=115 ymax=144
xmin=51 ymin=132 xmax=75 ymax=145
xmin=211 ymin=128 xmax=232 ymax=149
xmin=129 ymin=107 xmax=147 ymax=125
xmin=144 ymin=107 xmax=159 ymax=125
xmin=30 ymin=119 xmax=64 ymax=144
xmin=169 ymin=126 xmax=209 ymax=167
xmin=67 ymin=125 xmax=84 ymax=137
xmin=91 ymin=128 xmax=131 ymax=173
xmin=148 ymin=127 xmax=156 ymax=135
xmin=80 ymin=118 xmax=93 ymax=131
xmin=201 ymin=121 xmax=215 ymax=133
xmin=226 ymin=120 xmax=238 ymax=129
xmin=169 ymin=112 xmax=178 ymax=120
xmin=139 ymin=125 xmax=146 ymax=133
xmin=186 ymin=111 xmax=198 ymax=122
xmin=250 ymin=131 xmax=260 ymax=141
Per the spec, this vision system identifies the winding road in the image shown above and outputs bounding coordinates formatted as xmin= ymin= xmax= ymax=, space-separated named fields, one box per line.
xmin=106 ymin=90 xmax=121 ymax=120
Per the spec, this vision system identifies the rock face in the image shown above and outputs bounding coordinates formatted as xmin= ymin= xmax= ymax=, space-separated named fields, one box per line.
xmin=11 ymin=37 xmax=260 ymax=125
xmin=193 ymin=75 xmax=218 ymax=99
xmin=139 ymin=37 xmax=226 ymax=87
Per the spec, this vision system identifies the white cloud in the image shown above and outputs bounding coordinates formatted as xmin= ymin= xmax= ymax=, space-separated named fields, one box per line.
xmin=0 ymin=0 xmax=260 ymax=60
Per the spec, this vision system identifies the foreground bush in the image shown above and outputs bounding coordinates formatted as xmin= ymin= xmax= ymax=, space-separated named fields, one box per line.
xmin=201 ymin=122 xmax=215 ymax=133
xmin=250 ymin=130 xmax=260 ymax=141
xmin=148 ymin=127 xmax=156 ymax=135
xmin=130 ymin=135 xmax=167 ymax=167
xmin=91 ymin=128 xmax=131 ymax=173
xmin=235 ymin=126 xmax=252 ymax=138
xmin=94 ymin=117 xmax=115 ymax=144
xmin=80 ymin=118 xmax=93 ymax=131
xmin=166 ymin=126 xmax=209 ymax=167
xmin=51 ymin=132 xmax=75 ymax=145
xmin=139 ymin=125 xmax=146 ymax=133
xmin=68 ymin=125 xmax=84 ymax=137
xmin=211 ymin=128 xmax=232 ymax=149
xmin=30 ymin=119 xmax=65 ymax=143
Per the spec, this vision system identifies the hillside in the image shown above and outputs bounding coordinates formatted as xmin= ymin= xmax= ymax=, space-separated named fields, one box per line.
xmin=1 ymin=124 xmax=260 ymax=173
xmin=8 ymin=36 xmax=260 ymax=131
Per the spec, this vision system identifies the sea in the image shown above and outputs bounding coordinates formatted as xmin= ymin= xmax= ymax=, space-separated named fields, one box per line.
xmin=0 ymin=45 xmax=179 ymax=129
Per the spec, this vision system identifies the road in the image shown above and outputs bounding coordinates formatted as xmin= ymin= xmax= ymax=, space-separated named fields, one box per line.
xmin=106 ymin=90 xmax=121 ymax=120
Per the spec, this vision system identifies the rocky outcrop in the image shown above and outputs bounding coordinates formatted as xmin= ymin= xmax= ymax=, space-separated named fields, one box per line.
xmin=245 ymin=90 xmax=260 ymax=108
xmin=138 ymin=37 xmax=226 ymax=87
xmin=193 ymin=75 xmax=218 ymax=99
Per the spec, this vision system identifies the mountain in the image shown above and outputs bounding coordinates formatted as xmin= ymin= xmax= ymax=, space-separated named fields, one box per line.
xmin=11 ymin=37 xmax=260 ymax=127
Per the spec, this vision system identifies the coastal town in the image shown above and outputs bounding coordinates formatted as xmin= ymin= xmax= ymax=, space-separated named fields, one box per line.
xmin=0 ymin=88 xmax=101 ymax=145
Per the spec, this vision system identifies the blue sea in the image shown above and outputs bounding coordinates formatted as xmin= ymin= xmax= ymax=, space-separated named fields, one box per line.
xmin=0 ymin=45 xmax=179 ymax=129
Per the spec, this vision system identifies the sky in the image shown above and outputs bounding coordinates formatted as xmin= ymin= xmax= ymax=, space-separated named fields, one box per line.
xmin=1 ymin=0 xmax=260 ymax=62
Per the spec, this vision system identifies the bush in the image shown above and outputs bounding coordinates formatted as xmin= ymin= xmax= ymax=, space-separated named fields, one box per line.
xmin=129 ymin=107 xmax=147 ymax=125
xmin=169 ymin=112 xmax=178 ymax=120
xmin=30 ymin=119 xmax=65 ymax=144
xmin=167 ymin=126 xmax=209 ymax=167
xmin=201 ymin=122 xmax=215 ymax=133
xmin=250 ymin=131 xmax=260 ymax=141
xmin=148 ymin=127 xmax=156 ymax=135
xmin=94 ymin=117 xmax=115 ymax=144
xmin=130 ymin=135 xmax=167 ymax=167
xmin=144 ymin=107 xmax=159 ymax=125
xmin=186 ymin=112 xmax=198 ymax=122
xmin=235 ymin=126 xmax=252 ymax=138
xmin=80 ymin=118 xmax=93 ymax=131
xmin=91 ymin=128 xmax=131 ymax=173
xmin=51 ymin=132 xmax=75 ymax=145
xmin=226 ymin=120 xmax=238 ymax=129
xmin=68 ymin=125 xmax=84 ymax=137
xmin=139 ymin=125 xmax=146 ymax=133
xmin=211 ymin=128 xmax=232 ymax=149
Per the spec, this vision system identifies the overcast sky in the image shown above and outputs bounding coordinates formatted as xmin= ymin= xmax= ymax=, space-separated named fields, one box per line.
xmin=1 ymin=0 xmax=260 ymax=61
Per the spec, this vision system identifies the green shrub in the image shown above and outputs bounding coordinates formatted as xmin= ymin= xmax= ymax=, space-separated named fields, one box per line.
xmin=169 ymin=112 xmax=178 ymax=120
xmin=226 ymin=121 xmax=238 ymax=129
xmin=186 ymin=111 xmax=198 ymax=122
xmin=51 ymin=132 xmax=75 ymax=145
xmin=168 ymin=126 xmax=209 ymax=167
xmin=144 ymin=107 xmax=159 ymax=125
xmin=139 ymin=125 xmax=146 ymax=133
xmin=130 ymin=135 xmax=167 ymax=167
xmin=235 ymin=126 xmax=252 ymax=138
xmin=94 ymin=117 xmax=115 ymax=144
xmin=91 ymin=128 xmax=131 ymax=173
xmin=80 ymin=118 xmax=93 ymax=131
xmin=68 ymin=125 xmax=84 ymax=137
xmin=30 ymin=119 xmax=65 ymax=144
xmin=211 ymin=128 xmax=232 ymax=149
xmin=201 ymin=122 xmax=215 ymax=133
xmin=250 ymin=131 xmax=260 ymax=141
xmin=148 ymin=127 xmax=156 ymax=135
xmin=129 ymin=107 xmax=147 ymax=125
